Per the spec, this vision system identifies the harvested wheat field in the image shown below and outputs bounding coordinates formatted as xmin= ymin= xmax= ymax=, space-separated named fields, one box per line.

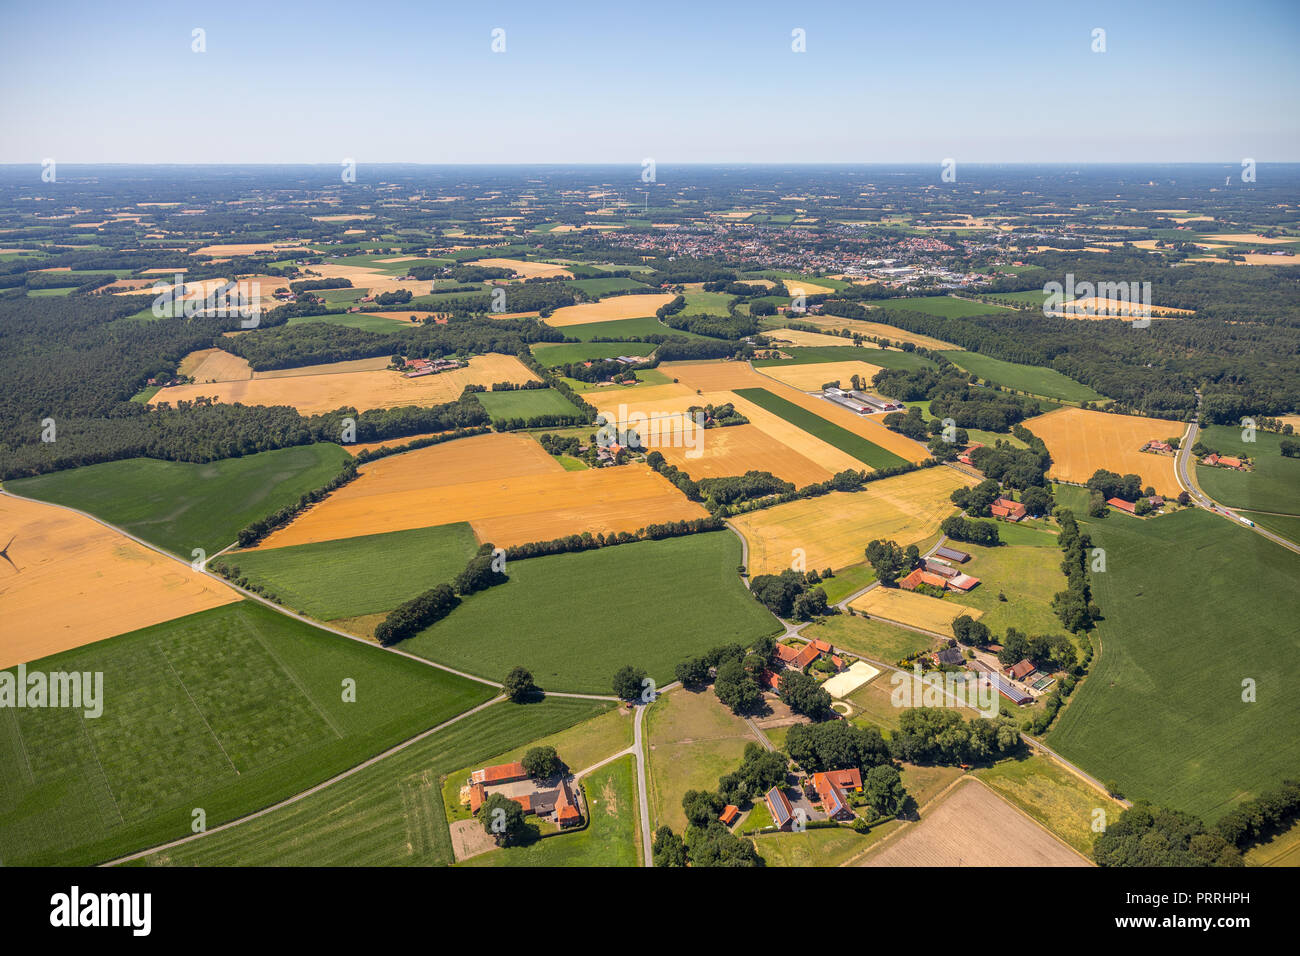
xmin=341 ymin=432 xmax=450 ymax=455
xmin=0 ymin=493 xmax=241 ymax=669
xmin=789 ymin=315 xmax=960 ymax=350
xmin=192 ymin=242 xmax=311 ymax=257
xmin=860 ymin=778 xmax=1088 ymax=867
xmin=254 ymin=356 xmax=393 ymax=379
xmin=659 ymin=423 xmax=833 ymax=487
xmin=1056 ymin=297 xmax=1191 ymax=318
xmin=848 ymin=587 xmax=982 ymax=637
xmin=760 ymin=328 xmax=880 ymax=349
xmin=294 ymin=263 xmax=434 ymax=296
xmin=1241 ymin=254 xmax=1300 ymax=266
xmin=730 ymin=467 xmax=974 ymax=575
xmin=470 ymin=257 xmax=573 ymax=279
xmin=177 ymin=348 xmax=254 ymax=383
xmin=155 ymin=354 xmax=538 ymax=415
xmin=1024 ymin=407 xmax=1181 ymax=496
xmin=781 ymin=278 xmax=837 ymax=296
xmin=1203 ymin=233 xmax=1296 ymax=245
xmin=545 ymin=294 xmax=677 ymax=327
xmin=757 ymin=360 xmax=885 ymax=392
xmin=250 ymin=433 xmax=705 ymax=551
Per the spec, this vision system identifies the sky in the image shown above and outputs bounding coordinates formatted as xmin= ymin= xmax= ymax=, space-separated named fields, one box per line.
xmin=2 ymin=0 xmax=1298 ymax=164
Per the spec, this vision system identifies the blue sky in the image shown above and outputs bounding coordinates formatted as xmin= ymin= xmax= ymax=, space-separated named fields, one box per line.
xmin=2 ymin=0 xmax=1297 ymax=163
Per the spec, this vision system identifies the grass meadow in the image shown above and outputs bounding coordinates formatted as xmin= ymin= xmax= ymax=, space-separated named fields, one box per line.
xmin=945 ymin=352 xmax=1105 ymax=403
xmin=475 ymin=388 xmax=582 ymax=422
xmin=0 ymin=601 xmax=493 ymax=866
xmin=1195 ymin=425 xmax=1300 ymax=518
xmin=8 ymin=443 xmax=350 ymax=556
xmin=402 ymin=531 xmax=782 ymax=693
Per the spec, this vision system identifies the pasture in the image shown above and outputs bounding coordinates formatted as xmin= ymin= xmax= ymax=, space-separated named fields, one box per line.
xmin=401 ymin=531 xmax=782 ymax=692
xmin=976 ymin=753 xmax=1125 ymax=857
xmin=8 ymin=443 xmax=350 ymax=556
xmin=0 ymin=493 xmax=240 ymax=668
xmin=753 ymin=345 xmax=935 ymax=372
xmin=1025 ymin=406 xmax=1183 ymax=496
xmin=729 ymin=466 xmax=973 ymax=574
xmin=1047 ymin=507 xmax=1300 ymax=818
xmin=1195 ymin=425 xmax=1299 ymax=517
xmin=475 ymin=387 xmax=581 ymax=423
xmin=228 ymin=522 xmax=480 ymax=621
xmin=0 ymin=601 xmax=493 ymax=866
xmin=885 ymin=295 xmax=1015 ymax=318
xmin=133 ymin=696 xmax=607 ymax=866
xmin=531 ymin=341 xmax=657 ymax=366
xmin=946 ymin=352 xmax=1106 ymax=403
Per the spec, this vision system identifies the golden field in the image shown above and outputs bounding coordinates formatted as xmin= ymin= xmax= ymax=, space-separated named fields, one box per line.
xmin=544 ymin=294 xmax=677 ymax=327
xmin=154 ymin=354 xmax=538 ymax=415
xmin=760 ymin=328 xmax=881 ymax=348
xmin=756 ymin=359 xmax=885 ymax=392
xmin=470 ymin=257 xmax=573 ymax=279
xmin=782 ymin=314 xmax=961 ymax=350
xmin=177 ymin=348 xmax=253 ymax=383
xmin=251 ymin=433 xmax=706 ymax=551
xmin=0 ymin=493 xmax=241 ymax=669
xmin=848 ymin=587 xmax=983 ymax=637
xmin=1024 ymin=407 xmax=1182 ymax=496
xmin=729 ymin=466 xmax=974 ymax=575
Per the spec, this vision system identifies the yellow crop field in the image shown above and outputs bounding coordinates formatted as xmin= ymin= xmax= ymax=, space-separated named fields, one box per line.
xmin=154 ymin=354 xmax=538 ymax=415
xmin=848 ymin=587 xmax=983 ymax=637
xmin=1203 ymin=233 xmax=1296 ymax=245
xmin=784 ymin=315 xmax=960 ymax=350
xmin=471 ymin=257 xmax=573 ymax=279
xmin=177 ymin=348 xmax=253 ymax=383
xmin=729 ymin=466 xmax=974 ymax=575
xmin=1024 ymin=407 xmax=1182 ymax=496
xmin=761 ymin=328 xmax=880 ymax=348
xmin=781 ymin=278 xmax=837 ymax=296
xmin=341 ymin=432 xmax=449 ymax=456
xmin=0 ymin=493 xmax=241 ymax=669
xmin=252 ymin=433 xmax=706 ymax=551
xmin=657 ymin=423 xmax=833 ymax=487
xmin=756 ymin=360 xmax=885 ymax=392
xmin=293 ymin=263 xmax=435 ymax=296
xmin=192 ymin=242 xmax=311 ymax=256
xmin=544 ymin=294 xmax=677 ymax=327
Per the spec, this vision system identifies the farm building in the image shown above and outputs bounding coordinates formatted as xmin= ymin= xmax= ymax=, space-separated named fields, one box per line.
xmin=933 ymin=646 xmax=965 ymax=666
xmin=947 ymin=573 xmax=980 ymax=592
xmin=1107 ymin=497 xmax=1138 ymax=515
xmin=1006 ymin=659 xmax=1038 ymax=682
xmin=847 ymin=389 xmax=904 ymax=412
xmin=1143 ymin=440 xmax=1174 ymax=454
xmin=811 ymin=772 xmax=856 ymax=821
xmin=471 ymin=761 xmax=527 ymax=785
xmin=922 ymin=558 xmax=959 ymax=578
xmin=956 ymin=442 xmax=985 ymax=466
xmin=765 ymin=786 xmax=796 ymax=831
xmin=719 ymin=805 xmax=741 ymax=828
xmin=821 ymin=387 xmax=873 ymax=414
xmin=934 ymin=545 xmax=970 ymax=563
xmin=990 ymin=497 xmax=1026 ymax=521
xmin=967 ymin=666 xmax=1032 ymax=706
xmin=900 ymin=568 xmax=950 ymax=591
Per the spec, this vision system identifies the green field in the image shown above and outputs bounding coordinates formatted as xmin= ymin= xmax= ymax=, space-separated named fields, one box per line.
xmin=976 ymin=752 xmax=1121 ymax=857
xmin=228 ymin=523 xmax=480 ymax=620
xmin=568 ymin=277 xmax=648 ymax=297
xmin=732 ymin=387 xmax=910 ymax=470
xmin=130 ymin=696 xmax=606 ymax=866
xmin=0 ymin=601 xmax=493 ymax=866
xmin=803 ymin=614 xmax=935 ymax=664
xmin=402 ymin=532 xmax=781 ymax=693
xmin=475 ymin=387 xmax=581 ymax=422
xmin=753 ymin=346 xmax=935 ymax=371
xmin=956 ymin=543 xmax=1069 ymax=643
xmin=461 ymin=756 xmax=640 ymax=867
xmin=286 ymin=311 xmax=412 ymax=333
xmin=1239 ymin=511 xmax=1300 ymax=542
xmin=885 ymin=295 xmax=1015 ymax=318
xmin=1047 ymin=508 xmax=1300 ymax=818
xmin=945 ymin=351 xmax=1106 ymax=403
xmin=1195 ymin=425 xmax=1299 ymax=518
xmin=816 ymin=563 xmax=877 ymax=604
xmin=681 ymin=289 xmax=735 ymax=316
xmin=557 ymin=316 xmax=712 ymax=341
xmin=8 ymin=443 xmax=350 ymax=556
xmin=531 ymin=341 xmax=657 ymax=367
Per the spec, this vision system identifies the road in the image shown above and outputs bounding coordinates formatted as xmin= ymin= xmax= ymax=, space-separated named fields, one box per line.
xmin=1173 ymin=397 xmax=1300 ymax=555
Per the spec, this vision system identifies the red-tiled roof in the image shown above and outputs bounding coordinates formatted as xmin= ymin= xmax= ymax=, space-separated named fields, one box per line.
xmin=1007 ymin=659 xmax=1037 ymax=681
xmin=471 ymin=761 xmax=527 ymax=784
xmin=775 ymin=644 xmax=801 ymax=664
xmin=1107 ymin=497 xmax=1137 ymax=514
xmin=719 ymin=805 xmax=740 ymax=826
xmin=791 ymin=643 xmax=821 ymax=668
xmin=824 ymin=768 xmax=862 ymax=791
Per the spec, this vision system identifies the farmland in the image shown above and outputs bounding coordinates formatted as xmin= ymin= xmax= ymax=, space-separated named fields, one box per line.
xmin=8 ymin=443 xmax=350 ymax=556
xmin=132 ymin=696 xmax=607 ymax=866
xmin=475 ymin=387 xmax=581 ymax=422
xmin=531 ymin=341 xmax=657 ymax=366
xmin=1025 ymin=407 xmax=1183 ymax=496
xmin=946 ymin=352 xmax=1107 ymax=403
xmin=733 ymin=388 xmax=910 ymax=470
xmin=886 ymin=295 xmax=1015 ymax=318
xmin=401 ymin=532 xmax=782 ymax=692
xmin=848 ymin=586 xmax=983 ymax=637
xmin=756 ymin=359 xmax=885 ymax=392
xmin=0 ymin=601 xmax=494 ymax=866
xmin=976 ymin=753 xmax=1125 ymax=857
xmin=1047 ymin=508 xmax=1300 ymax=818
xmin=155 ymin=353 xmax=540 ymax=415
xmin=1195 ymin=424 xmax=1299 ymax=517
xmin=858 ymin=778 xmax=1087 ymax=866
xmin=753 ymin=345 xmax=935 ymax=372
xmin=227 ymin=522 xmax=480 ymax=621
xmin=543 ymin=294 xmax=676 ymax=327
xmin=728 ymin=466 xmax=973 ymax=574
xmin=0 ymin=493 xmax=240 ymax=668
xmin=252 ymin=433 xmax=707 ymax=551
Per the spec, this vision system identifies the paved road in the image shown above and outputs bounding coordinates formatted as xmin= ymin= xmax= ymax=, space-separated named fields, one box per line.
xmin=1174 ymin=403 xmax=1300 ymax=555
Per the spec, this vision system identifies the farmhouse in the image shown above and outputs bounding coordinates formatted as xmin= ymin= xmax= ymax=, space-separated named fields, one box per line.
xmin=990 ymin=497 xmax=1026 ymax=521
xmin=776 ymin=640 xmax=823 ymax=670
xmin=1143 ymin=440 xmax=1174 ymax=454
xmin=900 ymin=568 xmax=950 ymax=591
xmin=719 ymin=805 xmax=741 ymax=828
xmin=1006 ymin=659 xmax=1038 ymax=682
xmin=765 ymin=786 xmax=796 ymax=831
xmin=933 ymin=645 xmax=966 ymax=666
xmin=956 ymin=442 xmax=984 ymax=466
xmin=811 ymin=772 xmax=856 ymax=821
